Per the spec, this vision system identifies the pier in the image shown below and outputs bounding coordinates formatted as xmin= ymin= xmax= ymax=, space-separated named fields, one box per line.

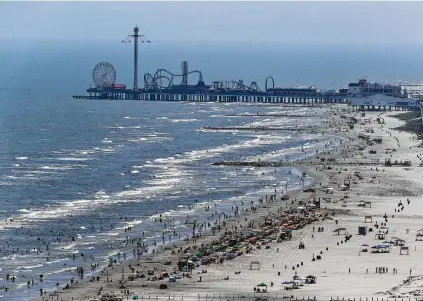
xmin=73 ymin=89 xmax=347 ymax=103
xmin=73 ymin=26 xmax=350 ymax=104
xmin=72 ymin=26 xmax=421 ymax=109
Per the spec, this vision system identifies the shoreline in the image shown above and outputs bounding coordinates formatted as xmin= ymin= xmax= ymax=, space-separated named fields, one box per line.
xmin=162 ymin=110 xmax=423 ymax=300
xmin=27 ymin=106 xmax=423 ymax=301
xmin=28 ymin=104 xmax=357 ymax=301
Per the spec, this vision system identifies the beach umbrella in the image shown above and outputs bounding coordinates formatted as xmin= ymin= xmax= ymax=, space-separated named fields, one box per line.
xmin=257 ymin=282 xmax=267 ymax=287
xmin=282 ymin=281 xmax=293 ymax=284
xmin=133 ymin=296 xmax=140 ymax=300
xmin=361 ymin=244 xmax=369 ymax=247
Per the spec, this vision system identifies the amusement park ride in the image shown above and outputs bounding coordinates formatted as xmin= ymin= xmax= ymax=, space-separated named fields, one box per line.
xmin=76 ymin=26 xmax=347 ymax=103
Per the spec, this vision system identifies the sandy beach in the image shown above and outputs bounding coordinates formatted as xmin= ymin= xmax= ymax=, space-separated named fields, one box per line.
xmin=30 ymin=106 xmax=423 ymax=301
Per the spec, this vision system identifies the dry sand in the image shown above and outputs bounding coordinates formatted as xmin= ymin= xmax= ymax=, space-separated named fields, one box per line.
xmin=32 ymin=107 xmax=423 ymax=301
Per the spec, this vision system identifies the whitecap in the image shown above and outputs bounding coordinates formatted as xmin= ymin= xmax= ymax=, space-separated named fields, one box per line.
xmin=17 ymin=208 xmax=31 ymax=213
xmin=14 ymin=157 xmax=28 ymax=160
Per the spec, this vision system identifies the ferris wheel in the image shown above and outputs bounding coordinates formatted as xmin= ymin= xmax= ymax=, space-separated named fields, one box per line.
xmin=92 ymin=62 xmax=116 ymax=88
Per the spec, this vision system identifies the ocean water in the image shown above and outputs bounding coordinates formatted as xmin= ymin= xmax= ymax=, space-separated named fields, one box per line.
xmin=0 ymin=41 xmax=421 ymax=301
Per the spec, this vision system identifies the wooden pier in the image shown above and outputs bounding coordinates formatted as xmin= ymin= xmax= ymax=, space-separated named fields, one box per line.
xmin=72 ymin=89 xmax=347 ymax=104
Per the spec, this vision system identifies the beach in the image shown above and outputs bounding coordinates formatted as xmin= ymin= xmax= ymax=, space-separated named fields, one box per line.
xmin=28 ymin=106 xmax=423 ymax=301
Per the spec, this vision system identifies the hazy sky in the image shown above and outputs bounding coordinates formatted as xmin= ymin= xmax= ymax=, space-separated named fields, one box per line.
xmin=0 ymin=1 xmax=422 ymax=44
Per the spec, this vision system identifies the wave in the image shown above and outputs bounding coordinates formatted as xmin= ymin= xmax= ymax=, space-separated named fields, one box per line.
xmin=14 ymin=156 xmax=28 ymax=160
xmin=169 ymin=118 xmax=199 ymax=123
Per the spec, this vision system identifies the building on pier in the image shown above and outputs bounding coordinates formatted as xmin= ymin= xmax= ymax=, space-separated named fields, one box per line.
xmin=348 ymin=94 xmax=420 ymax=111
xmin=347 ymin=78 xmax=402 ymax=97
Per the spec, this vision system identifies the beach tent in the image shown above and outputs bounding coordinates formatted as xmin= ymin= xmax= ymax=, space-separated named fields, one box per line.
xmin=400 ymin=246 xmax=409 ymax=255
xmin=364 ymin=216 xmax=373 ymax=223
xmin=371 ymin=245 xmax=390 ymax=253
xmin=282 ymin=281 xmax=298 ymax=290
xmin=333 ymin=228 xmax=347 ymax=235
xmin=257 ymin=282 xmax=267 ymax=292
xmin=250 ymin=261 xmax=260 ymax=270
xmin=358 ymin=226 xmax=367 ymax=235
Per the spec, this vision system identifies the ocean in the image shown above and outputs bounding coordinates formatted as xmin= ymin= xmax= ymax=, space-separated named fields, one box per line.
xmin=0 ymin=40 xmax=421 ymax=301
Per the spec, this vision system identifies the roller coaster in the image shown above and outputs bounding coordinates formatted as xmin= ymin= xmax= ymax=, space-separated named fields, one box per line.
xmin=143 ymin=61 xmax=269 ymax=94
xmin=143 ymin=61 xmax=205 ymax=90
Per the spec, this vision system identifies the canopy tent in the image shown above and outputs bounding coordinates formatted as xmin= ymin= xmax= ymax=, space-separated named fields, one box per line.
xmin=256 ymin=282 xmax=267 ymax=292
xmin=282 ymin=281 xmax=295 ymax=285
xmin=400 ymin=246 xmax=409 ymax=255
xmin=372 ymin=245 xmax=388 ymax=249
xmin=250 ymin=261 xmax=260 ymax=270
xmin=371 ymin=245 xmax=390 ymax=253
xmin=333 ymin=228 xmax=347 ymax=235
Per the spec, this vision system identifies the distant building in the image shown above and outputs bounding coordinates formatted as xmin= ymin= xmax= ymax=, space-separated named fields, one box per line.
xmin=347 ymin=78 xmax=402 ymax=98
xmin=347 ymin=83 xmax=361 ymax=96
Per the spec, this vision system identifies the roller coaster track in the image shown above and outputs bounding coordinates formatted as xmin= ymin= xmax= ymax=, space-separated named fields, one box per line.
xmin=143 ymin=61 xmax=274 ymax=94
xmin=212 ymin=80 xmax=263 ymax=93
xmin=144 ymin=68 xmax=204 ymax=90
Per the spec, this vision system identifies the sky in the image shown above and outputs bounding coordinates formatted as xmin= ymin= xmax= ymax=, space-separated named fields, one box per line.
xmin=0 ymin=1 xmax=422 ymax=44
